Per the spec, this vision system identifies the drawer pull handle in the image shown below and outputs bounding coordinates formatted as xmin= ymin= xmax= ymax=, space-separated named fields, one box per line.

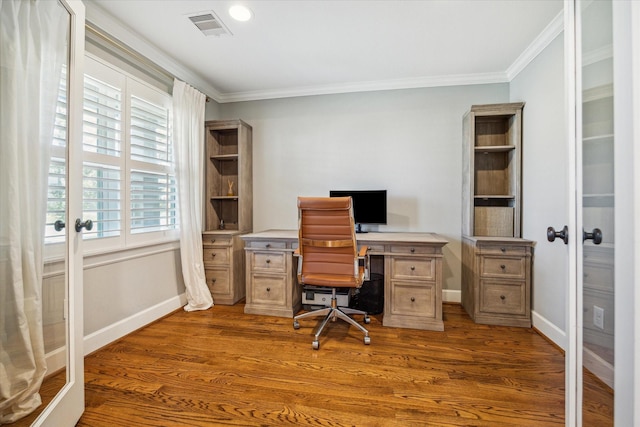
xmin=211 ymin=278 xmax=216 ymax=283
xmin=411 ymin=266 xmax=415 ymax=271
xmin=266 ymin=287 xmax=271 ymax=292
xmin=410 ymin=297 xmax=415 ymax=302
xmin=500 ymin=295 xmax=506 ymax=300
xmin=266 ymin=259 xmax=271 ymax=264
xmin=410 ymin=248 xmax=415 ymax=253
xmin=500 ymin=264 xmax=506 ymax=270
xmin=210 ymin=239 xmax=216 ymax=243
xmin=211 ymin=253 xmax=216 ymax=258
xmin=501 ymin=247 xmax=506 ymax=252
xmin=266 ymin=243 xmax=271 ymax=248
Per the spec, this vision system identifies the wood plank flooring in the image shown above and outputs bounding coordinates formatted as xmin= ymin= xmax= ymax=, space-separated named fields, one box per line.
xmin=14 ymin=303 xmax=613 ymax=426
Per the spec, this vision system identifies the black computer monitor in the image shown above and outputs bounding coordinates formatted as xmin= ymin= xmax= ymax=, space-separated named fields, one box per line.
xmin=329 ymin=190 xmax=387 ymax=233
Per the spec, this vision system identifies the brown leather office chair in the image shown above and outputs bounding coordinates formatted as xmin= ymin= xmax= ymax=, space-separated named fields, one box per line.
xmin=293 ymin=196 xmax=371 ymax=350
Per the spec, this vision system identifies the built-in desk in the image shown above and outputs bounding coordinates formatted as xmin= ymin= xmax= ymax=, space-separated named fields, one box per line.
xmin=241 ymin=229 xmax=448 ymax=331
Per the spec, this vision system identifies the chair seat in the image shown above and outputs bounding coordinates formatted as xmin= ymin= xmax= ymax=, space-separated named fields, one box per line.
xmin=300 ymin=270 xmax=364 ymax=288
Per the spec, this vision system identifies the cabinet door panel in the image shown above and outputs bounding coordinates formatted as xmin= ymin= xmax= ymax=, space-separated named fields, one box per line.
xmin=479 ymin=280 xmax=526 ymax=315
xmin=250 ymin=274 xmax=286 ymax=305
xmin=203 ymin=247 xmax=230 ymax=266
xmin=390 ymin=281 xmax=435 ymax=317
xmin=251 ymin=252 xmax=287 ymax=272
xmin=390 ymin=257 xmax=435 ymax=280
xmin=480 ymin=256 xmax=526 ymax=278
xmin=205 ymin=269 xmax=231 ymax=295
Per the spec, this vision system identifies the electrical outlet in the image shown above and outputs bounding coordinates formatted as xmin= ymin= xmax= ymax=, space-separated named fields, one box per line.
xmin=593 ymin=305 xmax=605 ymax=330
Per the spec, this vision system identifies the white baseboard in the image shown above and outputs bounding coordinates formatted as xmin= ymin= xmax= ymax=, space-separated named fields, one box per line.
xmin=45 ymin=293 xmax=187 ymax=374
xmin=532 ymin=309 xmax=567 ymax=351
xmin=84 ymin=294 xmax=187 ymax=355
xmin=44 ymin=346 xmax=66 ymax=376
xmin=583 ymin=346 xmax=614 ymax=389
xmin=443 ymin=289 xmax=461 ymax=303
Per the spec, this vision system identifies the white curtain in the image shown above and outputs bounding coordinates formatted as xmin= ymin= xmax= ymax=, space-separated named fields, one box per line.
xmin=0 ymin=0 xmax=68 ymax=422
xmin=172 ymin=79 xmax=213 ymax=312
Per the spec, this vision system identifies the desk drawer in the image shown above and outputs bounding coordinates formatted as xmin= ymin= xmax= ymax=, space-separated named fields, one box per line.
xmin=479 ymin=245 xmax=527 ymax=256
xmin=247 ymin=241 xmax=287 ymax=250
xmin=389 ymin=281 xmax=435 ymax=317
xmin=479 ymin=280 xmax=526 ymax=315
xmin=203 ymin=247 xmax=229 ymax=266
xmin=480 ymin=256 xmax=525 ymax=279
xmin=364 ymin=244 xmax=385 ymax=254
xmin=202 ymin=235 xmax=231 ymax=247
xmin=390 ymin=257 xmax=435 ymax=280
xmin=250 ymin=251 xmax=287 ymax=272
xmin=205 ymin=268 xmax=230 ymax=295
xmin=250 ymin=274 xmax=287 ymax=305
xmin=390 ymin=245 xmax=434 ymax=255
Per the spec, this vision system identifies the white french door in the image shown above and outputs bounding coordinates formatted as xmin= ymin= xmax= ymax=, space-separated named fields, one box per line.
xmin=564 ymin=0 xmax=640 ymax=425
xmin=32 ymin=1 xmax=86 ymax=425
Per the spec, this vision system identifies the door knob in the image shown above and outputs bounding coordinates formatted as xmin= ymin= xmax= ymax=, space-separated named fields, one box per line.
xmin=75 ymin=218 xmax=93 ymax=232
xmin=583 ymin=228 xmax=603 ymax=245
xmin=547 ymin=225 xmax=569 ymax=244
xmin=54 ymin=220 xmax=65 ymax=231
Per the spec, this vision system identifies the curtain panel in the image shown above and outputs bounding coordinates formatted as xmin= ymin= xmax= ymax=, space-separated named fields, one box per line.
xmin=172 ymin=79 xmax=213 ymax=311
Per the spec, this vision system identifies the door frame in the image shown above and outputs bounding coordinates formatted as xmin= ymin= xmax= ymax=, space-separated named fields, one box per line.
xmin=32 ymin=1 xmax=85 ymax=425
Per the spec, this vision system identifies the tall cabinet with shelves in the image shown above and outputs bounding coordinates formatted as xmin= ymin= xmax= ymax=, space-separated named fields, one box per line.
xmin=461 ymin=103 xmax=535 ymax=327
xmin=202 ymin=119 xmax=253 ymax=305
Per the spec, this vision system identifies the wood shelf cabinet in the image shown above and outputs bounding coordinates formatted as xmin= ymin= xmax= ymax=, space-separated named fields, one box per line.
xmin=461 ymin=103 xmax=534 ymax=327
xmin=203 ymin=119 xmax=253 ymax=305
xmin=462 ymin=103 xmax=524 ymax=238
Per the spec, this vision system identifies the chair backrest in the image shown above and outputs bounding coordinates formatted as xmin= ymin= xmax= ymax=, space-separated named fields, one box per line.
xmin=297 ymin=196 xmax=361 ymax=288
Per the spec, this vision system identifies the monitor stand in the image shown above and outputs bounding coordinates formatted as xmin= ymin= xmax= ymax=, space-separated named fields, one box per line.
xmin=355 ymin=223 xmax=367 ymax=233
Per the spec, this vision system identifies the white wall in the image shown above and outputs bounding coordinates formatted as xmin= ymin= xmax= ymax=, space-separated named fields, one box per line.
xmin=510 ymin=34 xmax=568 ymax=339
xmin=209 ymin=84 xmax=509 ymax=294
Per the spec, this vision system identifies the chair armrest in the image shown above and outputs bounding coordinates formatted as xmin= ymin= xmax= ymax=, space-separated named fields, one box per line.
xmin=358 ymin=245 xmax=368 ymax=257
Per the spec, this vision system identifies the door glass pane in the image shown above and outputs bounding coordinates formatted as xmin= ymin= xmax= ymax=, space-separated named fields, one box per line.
xmin=1 ymin=0 xmax=72 ymax=424
xmin=580 ymin=0 xmax=615 ymax=424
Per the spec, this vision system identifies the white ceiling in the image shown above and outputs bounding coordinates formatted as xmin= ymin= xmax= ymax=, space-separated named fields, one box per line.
xmin=88 ymin=0 xmax=563 ymax=102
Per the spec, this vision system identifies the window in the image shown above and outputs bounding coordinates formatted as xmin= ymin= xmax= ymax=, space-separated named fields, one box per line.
xmin=45 ymin=55 xmax=177 ymax=254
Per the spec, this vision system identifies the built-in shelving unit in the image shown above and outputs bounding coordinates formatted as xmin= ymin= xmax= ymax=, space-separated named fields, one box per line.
xmin=461 ymin=102 xmax=534 ymax=328
xmin=202 ymin=119 xmax=253 ymax=305
xmin=462 ymin=104 xmax=523 ymax=238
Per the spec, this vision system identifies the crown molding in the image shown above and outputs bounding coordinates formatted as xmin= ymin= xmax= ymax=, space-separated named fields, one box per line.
xmin=216 ymin=72 xmax=509 ymax=103
xmin=84 ymin=3 xmax=563 ymax=104
xmin=84 ymin=2 xmax=222 ymax=101
xmin=506 ymin=10 xmax=564 ymax=81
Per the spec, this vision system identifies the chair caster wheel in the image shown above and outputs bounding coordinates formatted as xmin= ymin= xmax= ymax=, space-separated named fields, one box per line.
xmin=312 ymin=340 xmax=319 ymax=350
xmin=364 ymin=336 xmax=371 ymax=345
xmin=293 ymin=320 xmax=300 ymax=329
xmin=364 ymin=316 xmax=371 ymax=324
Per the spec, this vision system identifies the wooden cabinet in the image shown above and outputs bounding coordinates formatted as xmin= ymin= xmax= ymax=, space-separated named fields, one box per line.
xmin=461 ymin=103 xmax=534 ymax=327
xmin=462 ymin=103 xmax=524 ymax=238
xmin=202 ymin=119 xmax=252 ymax=305
xmin=202 ymin=232 xmax=246 ymax=305
xmin=243 ymin=234 xmax=301 ymax=317
xmin=462 ymin=236 xmax=534 ymax=327
xmin=383 ymin=244 xmax=443 ymax=331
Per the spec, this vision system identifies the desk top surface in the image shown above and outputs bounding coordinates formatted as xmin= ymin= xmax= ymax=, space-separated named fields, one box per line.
xmin=241 ymin=229 xmax=448 ymax=246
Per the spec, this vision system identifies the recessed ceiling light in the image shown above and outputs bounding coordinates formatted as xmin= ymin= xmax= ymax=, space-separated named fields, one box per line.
xmin=229 ymin=5 xmax=253 ymax=22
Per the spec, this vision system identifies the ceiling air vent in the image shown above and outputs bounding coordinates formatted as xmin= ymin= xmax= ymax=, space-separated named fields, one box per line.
xmin=188 ymin=12 xmax=231 ymax=37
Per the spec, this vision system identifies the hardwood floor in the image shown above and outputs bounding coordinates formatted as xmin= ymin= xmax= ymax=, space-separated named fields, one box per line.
xmin=14 ymin=303 xmax=613 ymax=426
